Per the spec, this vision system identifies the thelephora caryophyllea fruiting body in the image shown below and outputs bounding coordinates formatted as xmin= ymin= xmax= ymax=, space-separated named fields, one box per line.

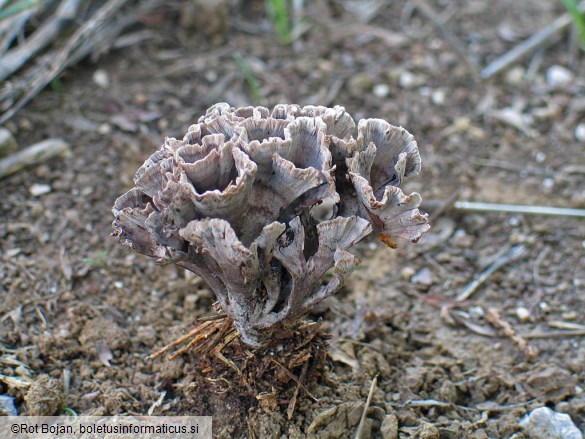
xmin=112 ymin=103 xmax=429 ymax=347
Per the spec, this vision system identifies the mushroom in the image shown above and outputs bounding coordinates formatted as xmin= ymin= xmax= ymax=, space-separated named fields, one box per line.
xmin=113 ymin=103 xmax=429 ymax=347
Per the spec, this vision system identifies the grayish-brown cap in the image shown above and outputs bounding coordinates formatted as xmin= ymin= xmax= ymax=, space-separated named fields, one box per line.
xmin=112 ymin=103 xmax=429 ymax=346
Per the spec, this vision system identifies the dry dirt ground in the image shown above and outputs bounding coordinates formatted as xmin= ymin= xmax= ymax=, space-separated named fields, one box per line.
xmin=1 ymin=1 xmax=585 ymax=438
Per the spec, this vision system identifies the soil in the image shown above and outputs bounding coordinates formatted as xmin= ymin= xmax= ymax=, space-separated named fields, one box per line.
xmin=1 ymin=1 xmax=585 ymax=438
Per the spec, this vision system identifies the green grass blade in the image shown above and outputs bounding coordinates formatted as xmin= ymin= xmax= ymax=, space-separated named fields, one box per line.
xmin=0 ymin=0 xmax=41 ymax=22
xmin=561 ymin=0 xmax=585 ymax=47
xmin=234 ymin=52 xmax=263 ymax=105
xmin=265 ymin=0 xmax=291 ymax=45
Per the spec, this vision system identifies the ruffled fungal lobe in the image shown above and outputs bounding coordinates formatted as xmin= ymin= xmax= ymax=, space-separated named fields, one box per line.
xmin=113 ymin=103 xmax=429 ymax=346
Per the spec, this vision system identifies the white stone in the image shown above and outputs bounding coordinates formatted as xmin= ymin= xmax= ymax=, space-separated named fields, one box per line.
xmin=98 ymin=123 xmax=112 ymax=135
xmin=541 ymin=177 xmax=554 ymax=192
xmin=546 ymin=65 xmax=574 ymax=86
xmin=516 ymin=306 xmax=531 ymax=323
xmin=400 ymin=266 xmax=416 ymax=281
xmin=576 ymin=123 xmax=585 ymax=142
xmin=469 ymin=306 xmax=485 ymax=319
xmin=399 ymin=71 xmax=425 ymax=89
xmin=93 ymin=69 xmax=110 ymax=89
xmin=535 ymin=151 xmax=546 ymax=163
xmin=431 ymin=89 xmax=446 ymax=105
xmin=505 ymin=66 xmax=525 ymax=85
xmin=519 ymin=407 xmax=582 ymax=439
xmin=29 ymin=183 xmax=51 ymax=197
xmin=411 ymin=267 xmax=434 ymax=286
xmin=0 ymin=395 xmax=17 ymax=416
xmin=373 ymin=83 xmax=390 ymax=98
xmin=0 ymin=127 xmax=17 ymax=156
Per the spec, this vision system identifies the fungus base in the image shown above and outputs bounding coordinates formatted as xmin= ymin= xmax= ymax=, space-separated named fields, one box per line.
xmin=166 ymin=317 xmax=329 ymax=429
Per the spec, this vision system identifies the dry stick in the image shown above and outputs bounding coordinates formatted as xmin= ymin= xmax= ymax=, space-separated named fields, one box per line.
xmin=481 ymin=1 xmax=585 ymax=78
xmin=485 ymin=308 xmax=538 ymax=359
xmin=523 ymin=330 xmax=585 ymax=339
xmin=422 ymin=199 xmax=585 ymax=218
xmin=355 ymin=374 xmax=378 ymax=439
xmin=149 ymin=321 xmax=216 ymax=360
xmin=411 ymin=0 xmax=479 ymax=75
xmin=0 ymin=0 xmax=81 ymax=82
xmin=270 ymin=359 xmax=318 ymax=402
xmin=287 ymin=359 xmax=309 ymax=420
xmin=0 ymin=138 xmax=70 ymax=179
xmin=0 ymin=9 xmax=33 ymax=56
xmin=197 ymin=313 xmax=228 ymax=322
xmin=0 ymin=0 xmax=133 ymax=124
xmin=453 ymin=201 xmax=585 ymax=218
xmin=456 ymin=244 xmax=528 ymax=302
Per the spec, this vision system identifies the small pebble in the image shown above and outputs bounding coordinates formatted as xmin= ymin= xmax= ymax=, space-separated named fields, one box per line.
xmin=535 ymin=151 xmax=546 ymax=163
xmin=184 ymin=294 xmax=199 ymax=311
xmin=541 ymin=177 xmax=554 ymax=192
xmin=546 ymin=65 xmax=574 ymax=87
xmin=98 ymin=123 xmax=112 ymax=135
xmin=29 ymin=183 xmax=52 ymax=197
xmin=469 ymin=306 xmax=485 ymax=319
xmin=373 ymin=83 xmax=390 ymax=98
xmin=576 ymin=123 xmax=585 ymax=142
xmin=431 ymin=89 xmax=446 ymax=105
xmin=0 ymin=127 xmax=18 ymax=157
xmin=134 ymin=93 xmax=147 ymax=106
xmin=0 ymin=395 xmax=17 ymax=416
xmin=399 ymin=70 xmax=426 ymax=89
xmin=516 ymin=306 xmax=531 ymax=323
xmin=520 ymin=406 xmax=582 ymax=439
xmin=562 ymin=311 xmax=578 ymax=320
xmin=508 ymin=216 xmax=521 ymax=226
xmin=400 ymin=266 xmax=416 ymax=281
xmin=80 ymin=187 xmax=94 ymax=197
xmin=505 ymin=66 xmax=525 ymax=85
xmin=25 ymin=375 xmax=64 ymax=416
xmin=380 ymin=413 xmax=398 ymax=439
xmin=205 ymin=70 xmax=218 ymax=82
xmin=411 ymin=267 xmax=434 ymax=286
xmin=93 ymin=69 xmax=110 ymax=89
xmin=19 ymin=118 xmax=32 ymax=131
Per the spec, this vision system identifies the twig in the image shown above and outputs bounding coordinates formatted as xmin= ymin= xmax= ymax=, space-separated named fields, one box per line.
xmin=485 ymin=308 xmax=538 ymax=359
xmin=270 ymin=358 xmax=318 ymax=402
xmin=287 ymin=359 xmax=308 ymax=420
xmin=0 ymin=0 xmax=135 ymax=124
xmin=532 ymin=246 xmax=555 ymax=287
xmin=522 ymin=329 xmax=585 ymax=338
xmin=355 ymin=374 xmax=377 ymax=439
xmin=422 ymin=199 xmax=585 ymax=218
xmin=547 ymin=321 xmax=585 ymax=330
xmin=149 ymin=321 xmax=216 ymax=360
xmin=0 ymin=0 xmax=81 ymax=82
xmin=453 ymin=201 xmax=585 ymax=218
xmin=197 ymin=313 xmax=228 ymax=322
xmin=456 ymin=244 xmax=527 ymax=302
xmin=481 ymin=1 xmax=585 ymax=78
xmin=0 ymin=138 xmax=70 ymax=179
xmin=0 ymin=7 xmax=34 ymax=56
